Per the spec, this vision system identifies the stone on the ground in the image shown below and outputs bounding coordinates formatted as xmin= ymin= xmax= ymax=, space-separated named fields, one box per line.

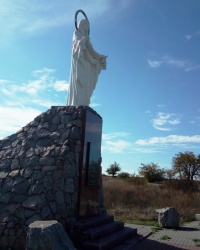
xmin=155 ymin=207 xmax=179 ymax=228
xmin=26 ymin=220 xmax=76 ymax=250
xmin=195 ymin=214 xmax=200 ymax=221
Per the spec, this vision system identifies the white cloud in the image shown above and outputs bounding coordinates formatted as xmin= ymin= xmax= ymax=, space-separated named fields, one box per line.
xmin=148 ymin=55 xmax=199 ymax=72
xmin=18 ymin=80 xmax=47 ymax=94
xmin=0 ymin=80 xmax=11 ymax=84
xmin=102 ymin=140 xmax=131 ymax=153
xmin=1 ymin=86 xmax=15 ymax=97
xmin=151 ymin=112 xmax=180 ymax=131
xmin=133 ymin=148 xmax=160 ymax=153
xmin=147 ymin=56 xmax=188 ymax=70
xmin=163 ymin=55 xmax=187 ymax=68
xmin=90 ymin=103 xmax=102 ymax=108
xmin=185 ymin=65 xmax=200 ymax=72
xmin=135 ymin=135 xmax=200 ymax=146
xmin=147 ymin=59 xmax=163 ymax=68
xmin=185 ymin=35 xmax=192 ymax=40
xmin=54 ymin=80 xmax=69 ymax=92
xmin=32 ymin=68 xmax=55 ymax=77
xmin=188 ymin=115 xmax=200 ymax=126
xmin=185 ymin=30 xmax=200 ymax=41
xmin=0 ymin=68 xmax=68 ymax=119
xmin=102 ymin=131 xmax=200 ymax=155
xmin=0 ymin=106 xmax=42 ymax=139
xmin=157 ymin=104 xmax=166 ymax=109
xmin=0 ymin=68 xmax=67 ymax=96
xmin=0 ymin=0 xmax=70 ymax=35
xmin=168 ymin=119 xmax=180 ymax=125
xmin=0 ymin=0 xmax=133 ymax=36
xmin=102 ymin=132 xmax=131 ymax=153
xmin=102 ymin=132 xmax=130 ymax=140
xmin=30 ymin=99 xmax=62 ymax=108
xmin=0 ymin=68 xmax=54 ymax=96
xmin=90 ymin=96 xmax=102 ymax=108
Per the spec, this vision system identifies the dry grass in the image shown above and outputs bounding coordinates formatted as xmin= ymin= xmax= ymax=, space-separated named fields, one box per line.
xmin=103 ymin=176 xmax=200 ymax=223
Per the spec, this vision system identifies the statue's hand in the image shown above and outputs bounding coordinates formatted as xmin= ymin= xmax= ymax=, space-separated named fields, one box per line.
xmin=99 ymin=56 xmax=107 ymax=70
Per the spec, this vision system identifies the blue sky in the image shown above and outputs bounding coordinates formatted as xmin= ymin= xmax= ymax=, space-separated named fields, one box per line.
xmin=1 ymin=0 xmax=200 ymax=174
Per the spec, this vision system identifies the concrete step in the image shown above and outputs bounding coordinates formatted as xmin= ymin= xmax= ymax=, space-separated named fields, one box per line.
xmin=83 ymin=221 xmax=125 ymax=240
xmin=82 ymin=227 xmax=137 ymax=250
xmin=67 ymin=215 xmax=114 ymax=233
xmin=112 ymin=231 xmax=152 ymax=250
xmin=66 ymin=215 xmax=115 ymax=248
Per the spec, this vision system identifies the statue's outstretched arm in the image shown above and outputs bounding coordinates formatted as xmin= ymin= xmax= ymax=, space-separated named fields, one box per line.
xmin=83 ymin=49 xmax=98 ymax=65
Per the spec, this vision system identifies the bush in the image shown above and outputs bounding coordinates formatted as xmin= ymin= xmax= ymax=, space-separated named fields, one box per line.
xmin=139 ymin=163 xmax=165 ymax=183
xmin=164 ymin=179 xmax=199 ymax=192
xmin=118 ymin=172 xmax=130 ymax=179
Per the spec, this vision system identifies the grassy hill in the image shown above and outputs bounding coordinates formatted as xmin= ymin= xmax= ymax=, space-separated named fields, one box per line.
xmin=102 ymin=175 xmax=200 ymax=224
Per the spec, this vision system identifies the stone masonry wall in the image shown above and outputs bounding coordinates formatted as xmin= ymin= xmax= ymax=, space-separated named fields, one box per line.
xmin=0 ymin=106 xmax=105 ymax=249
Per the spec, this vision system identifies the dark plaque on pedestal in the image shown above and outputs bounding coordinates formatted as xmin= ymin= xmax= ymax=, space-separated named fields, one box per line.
xmin=84 ymin=112 xmax=102 ymax=186
xmin=78 ymin=107 xmax=102 ymax=217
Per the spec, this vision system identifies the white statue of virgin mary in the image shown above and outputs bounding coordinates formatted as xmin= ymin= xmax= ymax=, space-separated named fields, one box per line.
xmin=67 ymin=14 xmax=107 ymax=106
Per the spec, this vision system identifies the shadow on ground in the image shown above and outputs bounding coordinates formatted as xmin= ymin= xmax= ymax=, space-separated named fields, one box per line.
xmin=178 ymin=226 xmax=199 ymax=232
xmin=134 ymin=237 xmax=188 ymax=250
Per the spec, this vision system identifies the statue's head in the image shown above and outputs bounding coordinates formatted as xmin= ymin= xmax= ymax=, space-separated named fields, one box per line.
xmin=78 ymin=19 xmax=90 ymax=36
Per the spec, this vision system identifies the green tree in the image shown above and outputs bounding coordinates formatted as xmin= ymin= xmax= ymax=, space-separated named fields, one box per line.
xmin=106 ymin=162 xmax=121 ymax=177
xmin=172 ymin=152 xmax=200 ymax=181
xmin=139 ymin=163 xmax=165 ymax=182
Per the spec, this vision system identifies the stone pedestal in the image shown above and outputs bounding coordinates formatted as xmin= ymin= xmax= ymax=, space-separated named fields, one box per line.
xmin=0 ymin=106 xmax=106 ymax=249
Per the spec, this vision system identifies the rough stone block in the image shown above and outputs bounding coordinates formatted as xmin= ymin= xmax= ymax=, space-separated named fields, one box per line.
xmin=26 ymin=220 xmax=76 ymax=250
xmin=156 ymin=207 xmax=179 ymax=228
xmin=195 ymin=214 xmax=200 ymax=221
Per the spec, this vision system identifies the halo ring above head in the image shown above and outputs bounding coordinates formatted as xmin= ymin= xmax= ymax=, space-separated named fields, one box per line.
xmin=75 ymin=10 xmax=90 ymax=35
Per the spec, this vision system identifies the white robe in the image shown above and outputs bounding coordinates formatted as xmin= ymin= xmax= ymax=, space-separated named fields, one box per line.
xmin=67 ymin=20 xmax=106 ymax=106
